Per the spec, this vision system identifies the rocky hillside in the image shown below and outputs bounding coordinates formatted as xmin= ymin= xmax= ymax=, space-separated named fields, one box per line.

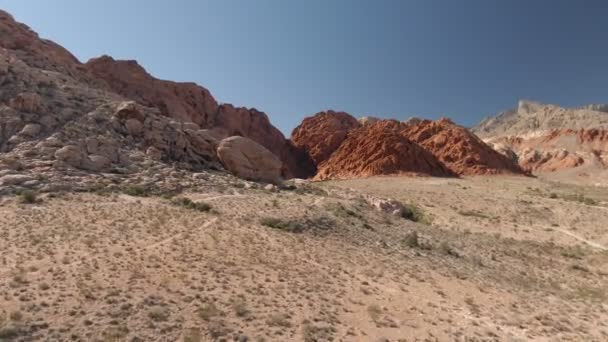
xmin=474 ymin=100 xmax=608 ymax=138
xmin=403 ymin=118 xmax=525 ymax=175
xmin=293 ymin=112 xmax=525 ymax=179
xmin=0 ymin=9 xmax=320 ymax=194
xmin=473 ymin=100 xmax=608 ymax=181
xmin=0 ymin=10 xmax=315 ymax=183
xmin=314 ymin=120 xmax=455 ymax=180
xmin=0 ymin=9 xmax=529 ymax=191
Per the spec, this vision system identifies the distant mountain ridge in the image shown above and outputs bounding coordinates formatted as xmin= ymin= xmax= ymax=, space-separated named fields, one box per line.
xmin=474 ymin=100 xmax=608 ymax=138
xmin=474 ymin=100 xmax=608 ymax=184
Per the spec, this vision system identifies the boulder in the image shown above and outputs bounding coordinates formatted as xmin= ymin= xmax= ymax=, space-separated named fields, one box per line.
xmin=19 ymin=123 xmax=42 ymax=137
xmin=114 ymin=101 xmax=145 ymax=123
xmin=358 ymin=116 xmax=380 ymax=125
xmin=83 ymin=154 xmax=112 ymax=172
xmin=54 ymin=145 xmax=85 ymax=167
xmin=367 ymin=197 xmax=408 ymax=217
xmin=217 ymin=136 xmax=282 ymax=184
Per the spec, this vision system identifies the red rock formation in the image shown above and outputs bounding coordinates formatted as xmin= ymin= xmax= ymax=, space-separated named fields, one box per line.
xmin=85 ymin=56 xmax=218 ymax=125
xmin=402 ymin=118 xmax=526 ymax=175
xmin=314 ymin=120 xmax=455 ymax=180
xmin=0 ymin=10 xmax=101 ymax=85
xmin=291 ymin=111 xmax=361 ymax=166
xmin=84 ymin=56 xmax=314 ymax=178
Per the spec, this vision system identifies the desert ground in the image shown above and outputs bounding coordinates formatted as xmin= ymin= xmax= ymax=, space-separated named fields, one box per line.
xmin=0 ymin=174 xmax=607 ymax=341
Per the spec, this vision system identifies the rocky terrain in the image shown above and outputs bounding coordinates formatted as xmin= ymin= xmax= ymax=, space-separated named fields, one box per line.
xmin=474 ymin=100 xmax=608 ymax=185
xmin=314 ymin=120 xmax=455 ymax=180
xmin=293 ymin=111 xmax=525 ymax=180
xmin=1 ymin=9 xmax=608 ymax=342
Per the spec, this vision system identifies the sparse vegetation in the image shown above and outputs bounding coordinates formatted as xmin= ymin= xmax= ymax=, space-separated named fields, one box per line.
xmin=561 ymin=245 xmax=586 ymax=259
xmin=547 ymin=192 xmax=598 ymax=206
xmin=457 ymin=209 xmax=491 ymax=219
xmin=402 ymin=203 xmax=431 ymax=224
xmin=367 ymin=304 xmax=383 ymax=322
xmin=266 ymin=313 xmax=292 ymax=327
xmin=148 ymin=306 xmax=170 ymax=322
xmin=198 ymin=303 xmax=221 ymax=321
xmin=19 ymin=190 xmax=38 ymax=204
xmin=122 ymin=185 xmax=150 ymax=197
xmin=172 ymin=197 xmax=212 ymax=212
xmin=402 ymin=231 xmax=420 ymax=248
xmin=232 ymin=298 xmax=250 ymax=318
xmin=260 ymin=217 xmax=304 ymax=233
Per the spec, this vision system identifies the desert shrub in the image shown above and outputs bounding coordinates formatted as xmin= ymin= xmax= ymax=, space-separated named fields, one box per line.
xmin=122 ymin=185 xmax=149 ymax=197
xmin=172 ymin=197 xmax=212 ymax=212
xmin=232 ymin=299 xmax=249 ymax=318
xmin=260 ymin=217 xmax=304 ymax=233
xmin=148 ymin=306 xmax=170 ymax=322
xmin=198 ymin=303 xmax=221 ymax=321
xmin=439 ymin=241 xmax=462 ymax=257
xmin=266 ymin=313 xmax=292 ymax=327
xmin=561 ymin=245 xmax=586 ymax=259
xmin=402 ymin=231 xmax=420 ymax=248
xmin=19 ymin=190 xmax=38 ymax=204
xmin=550 ymin=192 xmax=598 ymax=206
xmin=402 ymin=204 xmax=430 ymax=224
xmin=367 ymin=304 xmax=382 ymax=322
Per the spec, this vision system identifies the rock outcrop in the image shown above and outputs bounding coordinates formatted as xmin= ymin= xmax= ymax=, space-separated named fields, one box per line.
xmin=84 ymin=56 xmax=310 ymax=178
xmin=217 ymin=136 xmax=282 ymax=184
xmin=291 ymin=111 xmax=361 ymax=167
xmin=0 ymin=10 xmax=315 ymax=183
xmin=402 ymin=118 xmax=526 ymax=175
xmin=314 ymin=120 xmax=455 ymax=180
xmin=358 ymin=116 xmax=380 ymax=126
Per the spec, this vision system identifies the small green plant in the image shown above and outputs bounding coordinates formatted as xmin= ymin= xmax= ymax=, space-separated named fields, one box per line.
xmin=172 ymin=197 xmax=212 ymax=212
xmin=402 ymin=204 xmax=431 ymax=224
xmin=19 ymin=190 xmax=38 ymax=204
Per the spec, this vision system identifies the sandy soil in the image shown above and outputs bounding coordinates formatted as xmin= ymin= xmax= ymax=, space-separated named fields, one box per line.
xmin=1 ymin=175 xmax=607 ymax=341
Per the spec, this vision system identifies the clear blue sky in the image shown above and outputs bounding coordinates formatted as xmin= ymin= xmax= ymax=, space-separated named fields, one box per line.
xmin=2 ymin=1 xmax=608 ymax=134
